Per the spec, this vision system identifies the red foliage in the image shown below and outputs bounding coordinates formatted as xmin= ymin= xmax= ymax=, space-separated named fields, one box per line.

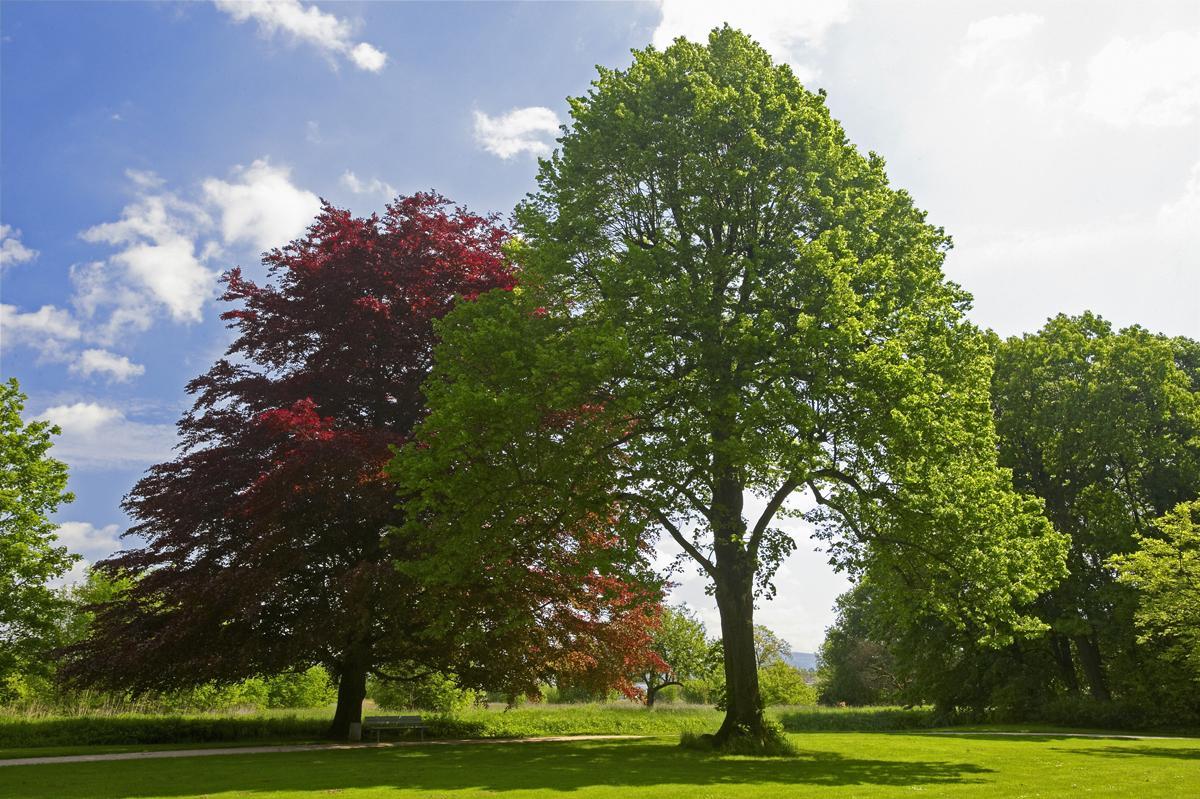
xmin=62 ymin=195 xmax=521 ymax=694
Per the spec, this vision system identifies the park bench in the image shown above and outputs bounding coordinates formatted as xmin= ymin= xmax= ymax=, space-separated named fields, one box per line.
xmin=362 ymin=715 xmax=428 ymax=743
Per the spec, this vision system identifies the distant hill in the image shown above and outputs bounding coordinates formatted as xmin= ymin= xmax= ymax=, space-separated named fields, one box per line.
xmin=784 ymin=651 xmax=818 ymax=671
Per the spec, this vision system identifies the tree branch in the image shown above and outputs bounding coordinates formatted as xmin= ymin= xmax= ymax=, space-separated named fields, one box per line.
xmin=617 ymin=491 xmax=716 ymax=579
xmin=748 ymin=477 xmax=799 ymax=558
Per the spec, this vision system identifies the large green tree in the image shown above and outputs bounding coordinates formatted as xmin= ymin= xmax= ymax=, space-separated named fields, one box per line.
xmin=0 ymin=377 xmax=77 ymax=690
xmin=992 ymin=313 xmax=1200 ymax=701
xmin=394 ymin=27 xmax=1065 ymax=748
xmin=641 ymin=605 xmax=708 ymax=706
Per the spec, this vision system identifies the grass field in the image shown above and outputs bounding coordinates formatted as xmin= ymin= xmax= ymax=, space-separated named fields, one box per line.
xmin=1 ymin=731 xmax=1198 ymax=798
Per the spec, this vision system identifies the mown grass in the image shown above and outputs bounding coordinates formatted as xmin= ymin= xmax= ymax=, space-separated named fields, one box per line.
xmin=2 ymin=731 xmax=1198 ymax=798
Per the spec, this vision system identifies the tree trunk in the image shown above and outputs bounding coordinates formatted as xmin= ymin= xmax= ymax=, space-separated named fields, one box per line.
xmin=329 ymin=647 xmax=370 ymax=740
xmin=1049 ymin=633 xmax=1079 ymax=696
xmin=712 ymin=550 xmax=769 ymax=747
xmin=1073 ymin=633 xmax=1110 ymax=702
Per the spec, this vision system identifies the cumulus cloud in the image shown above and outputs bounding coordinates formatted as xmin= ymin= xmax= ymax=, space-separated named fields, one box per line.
xmin=214 ymin=0 xmax=387 ymax=72
xmin=0 ymin=224 xmax=38 ymax=268
xmin=473 ymin=107 xmax=561 ymax=159
xmin=37 ymin=402 xmax=176 ymax=469
xmin=0 ymin=303 xmax=82 ymax=361
xmin=652 ymin=0 xmax=852 ymax=83
xmin=1080 ymin=30 xmax=1200 ymax=127
xmin=340 ymin=170 xmax=396 ymax=199
xmin=81 ymin=186 xmax=217 ymax=323
xmin=70 ymin=348 xmax=146 ymax=383
xmin=54 ymin=521 xmax=123 ymax=562
xmin=202 ymin=159 xmax=321 ymax=252
xmin=958 ymin=13 xmax=1044 ymax=66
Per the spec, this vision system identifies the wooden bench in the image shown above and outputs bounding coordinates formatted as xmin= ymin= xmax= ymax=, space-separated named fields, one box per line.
xmin=362 ymin=715 xmax=428 ymax=742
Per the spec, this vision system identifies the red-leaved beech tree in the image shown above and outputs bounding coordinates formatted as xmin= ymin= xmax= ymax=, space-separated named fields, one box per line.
xmin=62 ymin=194 xmax=661 ymax=737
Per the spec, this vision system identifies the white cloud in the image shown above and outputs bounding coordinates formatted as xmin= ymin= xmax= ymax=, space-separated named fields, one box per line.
xmin=652 ymin=0 xmax=852 ymax=83
xmin=0 ymin=224 xmax=38 ymax=268
xmin=1080 ymin=30 xmax=1200 ymax=127
xmin=70 ymin=348 xmax=146 ymax=383
xmin=0 ymin=303 xmax=81 ymax=361
xmin=53 ymin=521 xmax=123 ymax=562
xmin=0 ymin=303 xmax=82 ymax=344
xmin=340 ymin=170 xmax=396 ymax=199
xmin=202 ymin=159 xmax=321 ymax=252
xmin=81 ymin=184 xmax=216 ymax=323
xmin=473 ymin=107 xmax=561 ymax=159
xmin=38 ymin=402 xmax=176 ymax=469
xmin=214 ymin=0 xmax=387 ymax=72
xmin=958 ymin=13 xmax=1044 ymax=67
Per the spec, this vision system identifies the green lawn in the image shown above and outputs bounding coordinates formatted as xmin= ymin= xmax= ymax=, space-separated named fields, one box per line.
xmin=2 ymin=732 xmax=1197 ymax=798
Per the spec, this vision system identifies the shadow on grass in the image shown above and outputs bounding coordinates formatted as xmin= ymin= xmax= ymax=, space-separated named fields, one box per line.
xmin=0 ymin=739 xmax=994 ymax=798
xmin=1057 ymin=745 xmax=1200 ymax=761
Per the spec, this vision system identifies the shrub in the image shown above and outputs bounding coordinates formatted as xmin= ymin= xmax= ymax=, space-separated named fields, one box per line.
xmin=266 ymin=667 xmax=336 ymax=709
xmin=368 ymin=672 xmax=477 ymax=714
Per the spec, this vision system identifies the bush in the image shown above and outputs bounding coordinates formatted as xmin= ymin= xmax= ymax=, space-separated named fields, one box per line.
xmin=368 ymin=672 xmax=477 ymax=714
xmin=265 ymin=667 xmax=336 ymax=709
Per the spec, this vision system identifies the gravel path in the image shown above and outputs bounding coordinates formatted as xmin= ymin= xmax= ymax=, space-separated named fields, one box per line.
xmin=0 ymin=734 xmax=648 ymax=767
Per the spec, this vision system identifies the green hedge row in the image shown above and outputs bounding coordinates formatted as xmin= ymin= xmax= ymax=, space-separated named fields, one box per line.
xmin=0 ymin=715 xmax=328 ymax=749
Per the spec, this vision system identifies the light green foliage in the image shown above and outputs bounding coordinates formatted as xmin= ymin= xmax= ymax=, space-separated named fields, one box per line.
xmin=0 ymin=378 xmax=77 ymax=690
xmin=753 ymin=625 xmax=791 ymax=667
xmin=643 ymin=605 xmax=709 ymax=702
xmin=393 ymin=28 xmax=1065 ymax=735
xmin=758 ymin=660 xmax=817 ymax=706
xmin=1112 ymin=501 xmax=1200 ymax=680
xmin=368 ymin=673 xmax=477 ymax=714
xmin=265 ymin=667 xmax=337 ymax=710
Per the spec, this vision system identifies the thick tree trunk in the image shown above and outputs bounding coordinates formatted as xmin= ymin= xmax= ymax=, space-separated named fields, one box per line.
xmin=1073 ymin=633 xmax=1110 ymax=702
xmin=712 ymin=550 xmax=769 ymax=747
xmin=1049 ymin=633 xmax=1080 ymax=696
xmin=329 ymin=647 xmax=370 ymax=740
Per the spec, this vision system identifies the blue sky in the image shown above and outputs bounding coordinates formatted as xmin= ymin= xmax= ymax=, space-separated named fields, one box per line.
xmin=2 ymin=1 xmax=1198 ymax=650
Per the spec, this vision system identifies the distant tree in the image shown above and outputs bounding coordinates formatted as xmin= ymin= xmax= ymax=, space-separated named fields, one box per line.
xmin=1111 ymin=501 xmax=1200 ymax=681
xmin=992 ymin=314 xmax=1200 ymax=701
xmin=391 ymin=27 xmax=1065 ymax=749
xmin=753 ymin=626 xmax=792 ymax=668
xmin=817 ymin=584 xmax=903 ymax=706
xmin=758 ymin=660 xmax=816 ymax=706
xmin=642 ymin=605 xmax=708 ymax=706
xmin=0 ymin=377 xmax=77 ymax=693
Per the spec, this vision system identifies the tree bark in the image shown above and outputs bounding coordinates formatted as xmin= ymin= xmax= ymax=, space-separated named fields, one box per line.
xmin=712 ymin=549 xmax=769 ymax=746
xmin=1073 ymin=633 xmax=1110 ymax=702
xmin=1049 ymin=632 xmax=1080 ymax=696
xmin=646 ymin=680 xmax=682 ymax=707
xmin=329 ymin=646 xmax=370 ymax=739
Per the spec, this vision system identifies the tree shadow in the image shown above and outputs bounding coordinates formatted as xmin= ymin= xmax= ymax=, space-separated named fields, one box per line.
xmin=1057 ymin=745 xmax=1200 ymax=761
xmin=0 ymin=739 xmax=995 ymax=798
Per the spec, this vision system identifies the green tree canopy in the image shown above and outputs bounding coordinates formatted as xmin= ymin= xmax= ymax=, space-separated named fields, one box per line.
xmin=393 ymin=26 xmax=1065 ymax=749
xmin=1112 ymin=501 xmax=1200 ymax=681
xmin=0 ymin=377 xmax=76 ymax=690
xmin=992 ymin=313 xmax=1200 ymax=701
xmin=642 ymin=604 xmax=709 ymax=706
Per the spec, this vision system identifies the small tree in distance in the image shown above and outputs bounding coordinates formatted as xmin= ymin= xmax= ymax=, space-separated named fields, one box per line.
xmin=642 ymin=605 xmax=709 ymax=706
